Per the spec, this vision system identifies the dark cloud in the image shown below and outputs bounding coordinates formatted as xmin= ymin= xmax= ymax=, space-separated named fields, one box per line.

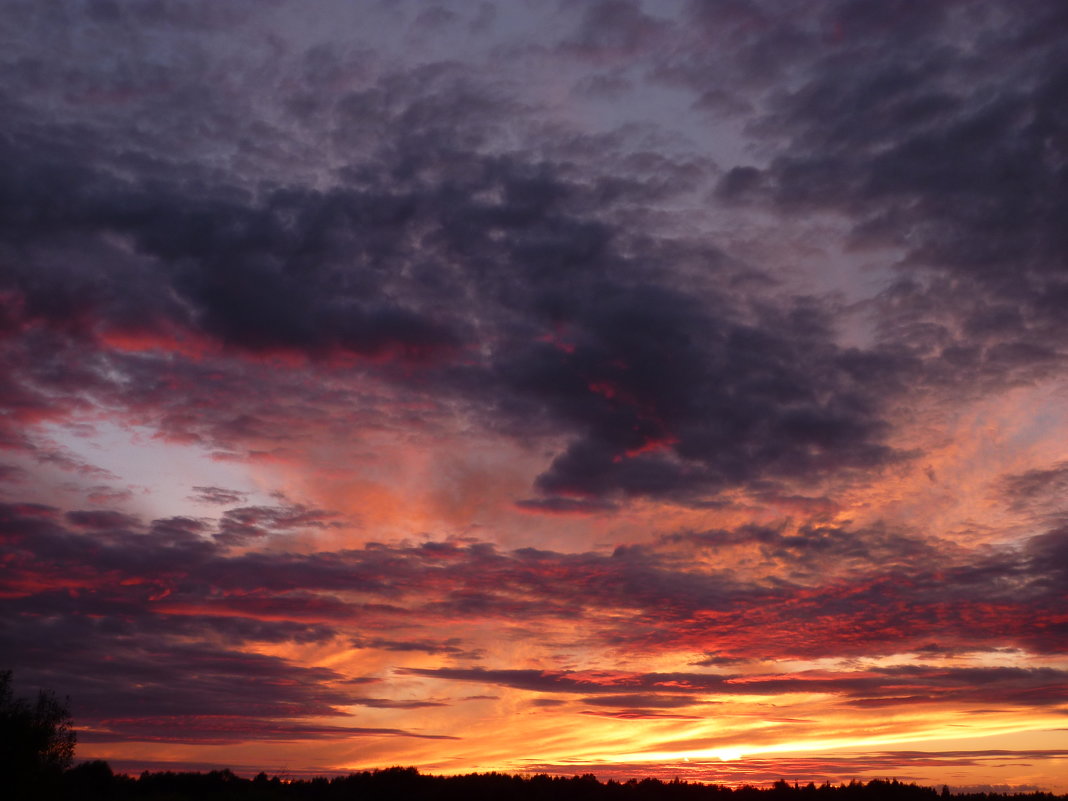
xmin=1026 ymin=525 xmax=1068 ymax=587
xmin=399 ymin=664 xmax=1068 ymax=710
xmin=499 ymin=284 xmax=902 ymax=502
xmin=4 ymin=502 xmax=1068 ymax=677
xmin=0 ymin=40 xmax=912 ymax=504
xmin=560 ymin=0 xmax=670 ymax=63
xmin=10 ymin=1 xmax=1061 ymax=513
xmin=580 ymin=694 xmax=699 ymax=709
xmin=581 ymin=709 xmax=702 ymax=720
xmin=654 ymin=522 xmax=950 ymax=579
xmin=84 ymin=484 xmax=135 ymax=505
xmin=352 ymin=637 xmax=482 ymax=659
xmin=707 ymin=0 xmax=1068 ymax=385
xmin=65 ymin=509 xmax=142 ymax=530
xmin=0 ymin=463 xmax=28 ymax=484
xmin=348 ymin=698 xmax=446 ymax=710
xmin=189 ymin=485 xmax=248 ymax=505
xmin=14 ymin=637 xmax=356 ymax=721
xmin=79 ymin=717 xmax=457 ymax=746
xmin=998 ymin=462 xmax=1068 ymax=513
xmin=214 ymin=503 xmax=343 ymax=546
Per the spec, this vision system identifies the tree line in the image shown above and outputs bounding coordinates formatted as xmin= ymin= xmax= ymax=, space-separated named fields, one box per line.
xmin=46 ymin=765 xmax=1068 ymax=801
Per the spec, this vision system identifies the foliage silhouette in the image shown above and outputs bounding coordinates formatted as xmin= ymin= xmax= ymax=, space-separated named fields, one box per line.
xmin=50 ymin=766 xmax=1068 ymax=801
xmin=0 ymin=670 xmax=77 ymax=798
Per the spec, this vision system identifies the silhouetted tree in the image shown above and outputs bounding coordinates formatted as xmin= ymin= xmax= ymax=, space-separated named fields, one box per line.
xmin=64 ymin=759 xmax=116 ymax=800
xmin=0 ymin=670 xmax=77 ymax=797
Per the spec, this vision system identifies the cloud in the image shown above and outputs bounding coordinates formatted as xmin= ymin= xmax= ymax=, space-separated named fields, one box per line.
xmin=79 ymin=717 xmax=457 ymax=745
xmin=5 ymin=5 xmax=1062 ymax=511
xmin=580 ymin=709 xmax=703 ymax=720
xmin=214 ymin=503 xmax=343 ymax=546
xmin=84 ymin=485 xmax=135 ymax=505
xmin=580 ymin=694 xmax=700 ymax=709
xmin=189 ymin=485 xmax=249 ymax=505
xmin=399 ymin=664 xmax=1068 ymax=710
xmin=997 ymin=462 xmax=1068 ymax=514
xmin=348 ymin=698 xmax=447 ymax=710
xmin=706 ymin=0 xmax=1068 ymax=388
xmin=0 ymin=463 xmax=28 ymax=484
xmin=352 ymin=637 xmax=483 ymax=659
xmin=4 ymin=502 xmax=1068 ymax=687
xmin=65 ymin=509 xmax=142 ymax=530
xmin=0 ymin=42 xmax=915 ymax=505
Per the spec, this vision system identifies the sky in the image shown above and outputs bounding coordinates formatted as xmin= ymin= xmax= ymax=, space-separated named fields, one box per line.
xmin=1 ymin=0 xmax=1067 ymax=791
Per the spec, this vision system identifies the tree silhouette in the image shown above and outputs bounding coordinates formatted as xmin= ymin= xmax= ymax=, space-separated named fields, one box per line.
xmin=0 ymin=670 xmax=77 ymax=795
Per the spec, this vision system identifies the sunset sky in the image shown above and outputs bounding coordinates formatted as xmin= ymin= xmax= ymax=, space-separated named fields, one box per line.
xmin=2 ymin=0 xmax=1067 ymax=791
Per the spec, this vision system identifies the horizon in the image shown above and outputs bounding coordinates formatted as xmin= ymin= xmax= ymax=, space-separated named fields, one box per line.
xmin=42 ymin=758 xmax=1068 ymax=795
xmin=1 ymin=0 xmax=1067 ymax=793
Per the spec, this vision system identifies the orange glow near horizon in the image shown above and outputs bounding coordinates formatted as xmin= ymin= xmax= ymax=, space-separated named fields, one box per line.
xmin=9 ymin=384 xmax=1068 ymax=789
